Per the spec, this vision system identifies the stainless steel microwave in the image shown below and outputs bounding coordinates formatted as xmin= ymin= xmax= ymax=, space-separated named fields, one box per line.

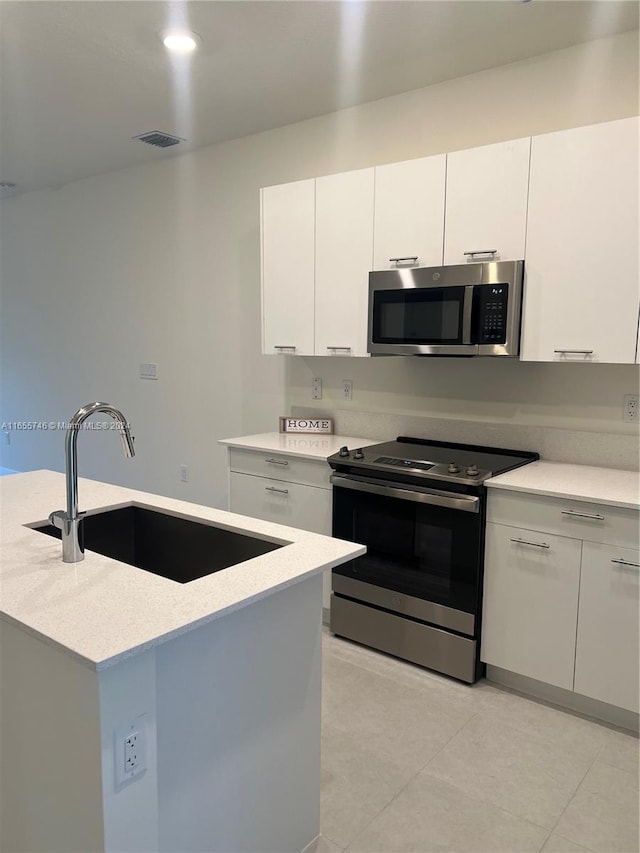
xmin=368 ymin=260 xmax=524 ymax=357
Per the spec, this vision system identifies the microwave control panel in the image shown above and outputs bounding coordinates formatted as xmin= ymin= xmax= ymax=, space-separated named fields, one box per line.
xmin=473 ymin=283 xmax=509 ymax=344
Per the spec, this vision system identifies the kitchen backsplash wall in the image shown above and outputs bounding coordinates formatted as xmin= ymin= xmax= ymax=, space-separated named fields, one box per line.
xmin=1 ymin=31 xmax=638 ymax=505
xmin=291 ymin=406 xmax=639 ymax=471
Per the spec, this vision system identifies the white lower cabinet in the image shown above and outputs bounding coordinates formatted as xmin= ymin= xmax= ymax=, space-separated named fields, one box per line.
xmin=574 ymin=542 xmax=640 ymax=713
xmin=483 ymin=490 xmax=640 ymax=715
xmin=227 ymin=453 xmax=334 ymax=612
xmin=229 ymin=472 xmax=331 ymax=538
xmin=482 ymin=522 xmax=581 ymax=689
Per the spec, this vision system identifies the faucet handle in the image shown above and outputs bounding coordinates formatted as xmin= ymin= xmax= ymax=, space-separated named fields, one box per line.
xmin=48 ymin=509 xmax=68 ymax=530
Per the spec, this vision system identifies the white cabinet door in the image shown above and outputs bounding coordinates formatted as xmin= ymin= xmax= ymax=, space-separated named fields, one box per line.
xmin=261 ymin=179 xmax=315 ymax=356
xmin=574 ymin=542 xmax=639 ymax=713
xmin=481 ymin=522 xmax=582 ymax=689
xmin=315 ymin=168 xmax=374 ymax=357
xmin=229 ymin=472 xmax=332 ymax=535
xmin=444 ymin=138 xmax=530 ymax=265
xmin=229 ymin=471 xmax=333 ymax=611
xmin=521 ymin=117 xmax=640 ymax=363
xmin=373 ymin=155 xmax=446 ymax=270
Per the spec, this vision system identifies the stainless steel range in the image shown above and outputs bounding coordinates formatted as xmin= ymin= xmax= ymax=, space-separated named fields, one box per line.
xmin=328 ymin=436 xmax=538 ymax=683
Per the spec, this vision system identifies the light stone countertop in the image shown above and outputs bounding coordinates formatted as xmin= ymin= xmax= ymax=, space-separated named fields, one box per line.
xmin=486 ymin=460 xmax=640 ymax=510
xmin=0 ymin=470 xmax=365 ymax=671
xmin=218 ymin=432 xmax=378 ymax=460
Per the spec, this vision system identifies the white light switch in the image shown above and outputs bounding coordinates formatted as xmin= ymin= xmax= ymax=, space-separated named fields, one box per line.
xmin=139 ymin=363 xmax=158 ymax=380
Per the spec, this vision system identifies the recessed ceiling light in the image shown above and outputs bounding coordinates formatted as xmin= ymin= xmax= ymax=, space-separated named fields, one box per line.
xmin=162 ymin=30 xmax=198 ymax=54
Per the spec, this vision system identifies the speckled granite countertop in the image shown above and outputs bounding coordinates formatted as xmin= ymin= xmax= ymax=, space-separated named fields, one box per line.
xmin=219 ymin=432 xmax=378 ymax=460
xmin=0 ymin=471 xmax=364 ymax=671
xmin=487 ymin=461 xmax=640 ymax=510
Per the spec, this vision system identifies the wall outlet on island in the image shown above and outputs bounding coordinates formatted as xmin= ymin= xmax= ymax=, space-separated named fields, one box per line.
xmin=114 ymin=716 xmax=147 ymax=788
xmin=180 ymin=465 xmax=189 ymax=482
xmin=623 ymin=394 xmax=639 ymax=422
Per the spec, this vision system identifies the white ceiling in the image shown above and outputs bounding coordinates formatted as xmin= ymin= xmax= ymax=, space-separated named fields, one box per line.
xmin=1 ymin=0 xmax=638 ymax=195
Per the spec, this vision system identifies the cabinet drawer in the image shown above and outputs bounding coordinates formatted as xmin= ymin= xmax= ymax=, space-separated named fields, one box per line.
xmin=482 ymin=522 xmax=581 ymax=689
xmin=229 ymin=472 xmax=332 ymax=535
xmin=574 ymin=542 xmax=639 ymax=713
xmin=228 ymin=448 xmax=331 ymax=489
xmin=487 ymin=490 xmax=639 ymax=549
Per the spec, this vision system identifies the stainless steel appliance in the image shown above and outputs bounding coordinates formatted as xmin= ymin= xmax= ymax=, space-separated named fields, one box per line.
xmin=329 ymin=437 xmax=538 ymax=683
xmin=368 ymin=259 xmax=524 ymax=357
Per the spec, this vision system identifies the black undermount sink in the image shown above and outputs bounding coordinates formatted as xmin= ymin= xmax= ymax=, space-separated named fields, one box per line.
xmin=33 ymin=506 xmax=284 ymax=584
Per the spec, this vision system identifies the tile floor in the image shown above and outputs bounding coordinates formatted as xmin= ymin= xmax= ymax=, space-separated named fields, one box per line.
xmin=314 ymin=629 xmax=639 ymax=853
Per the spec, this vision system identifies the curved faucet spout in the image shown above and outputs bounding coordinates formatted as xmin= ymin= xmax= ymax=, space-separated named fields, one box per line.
xmin=50 ymin=402 xmax=135 ymax=563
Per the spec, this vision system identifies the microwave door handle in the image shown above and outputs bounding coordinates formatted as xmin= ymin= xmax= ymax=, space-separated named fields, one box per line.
xmin=462 ymin=286 xmax=474 ymax=345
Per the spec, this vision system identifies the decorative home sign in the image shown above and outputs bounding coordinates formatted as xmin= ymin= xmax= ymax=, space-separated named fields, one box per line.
xmin=279 ymin=417 xmax=334 ymax=434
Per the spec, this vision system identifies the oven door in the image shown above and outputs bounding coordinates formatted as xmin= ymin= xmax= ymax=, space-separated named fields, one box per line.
xmin=331 ymin=473 xmax=483 ymax=635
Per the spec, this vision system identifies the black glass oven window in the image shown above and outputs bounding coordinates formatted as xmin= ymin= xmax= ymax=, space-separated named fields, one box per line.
xmin=333 ymin=486 xmax=481 ymax=614
xmin=373 ymin=287 xmax=465 ymax=344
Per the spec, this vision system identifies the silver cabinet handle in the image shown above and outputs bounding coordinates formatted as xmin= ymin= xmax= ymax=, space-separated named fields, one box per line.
xmin=265 ymin=458 xmax=289 ymax=466
xmin=274 ymin=345 xmax=296 ymax=352
xmin=561 ymin=510 xmax=604 ymax=520
xmin=553 ymin=350 xmax=594 ymax=355
xmin=265 ymin=486 xmax=289 ymax=494
xmin=327 ymin=346 xmax=352 ymax=352
xmin=389 ymin=256 xmax=418 ymax=265
xmin=611 ymin=558 xmax=640 ymax=569
xmin=510 ymin=537 xmax=550 ymax=549
xmin=464 ymin=249 xmax=497 ymax=257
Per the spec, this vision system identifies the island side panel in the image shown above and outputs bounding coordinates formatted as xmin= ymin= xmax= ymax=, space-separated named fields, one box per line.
xmin=98 ymin=647 xmax=159 ymax=853
xmin=0 ymin=618 xmax=105 ymax=853
xmin=155 ymin=574 xmax=323 ymax=853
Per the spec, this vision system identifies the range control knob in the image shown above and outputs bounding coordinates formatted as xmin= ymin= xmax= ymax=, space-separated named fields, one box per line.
xmin=353 ymin=448 xmax=365 ymax=460
xmin=338 ymin=446 xmax=350 ymax=458
xmin=466 ymin=464 xmax=479 ymax=477
xmin=447 ymin=463 xmax=460 ymax=474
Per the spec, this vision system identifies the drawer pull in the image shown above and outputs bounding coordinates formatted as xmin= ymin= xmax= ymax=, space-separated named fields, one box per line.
xmin=265 ymin=458 xmax=289 ymax=466
xmin=265 ymin=486 xmax=289 ymax=495
xmin=327 ymin=346 xmax=352 ymax=352
xmin=561 ymin=510 xmax=604 ymax=521
xmin=510 ymin=537 xmax=550 ymax=549
xmin=611 ymin=558 xmax=640 ymax=570
xmin=463 ymin=249 xmax=497 ymax=258
xmin=553 ymin=350 xmax=594 ymax=356
xmin=389 ymin=256 xmax=419 ymax=265
xmin=274 ymin=345 xmax=296 ymax=352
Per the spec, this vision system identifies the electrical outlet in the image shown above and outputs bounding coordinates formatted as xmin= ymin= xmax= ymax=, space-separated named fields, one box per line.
xmin=312 ymin=378 xmax=323 ymax=400
xmin=342 ymin=380 xmax=353 ymax=401
xmin=623 ymin=394 xmax=639 ymax=423
xmin=114 ymin=716 xmax=147 ymax=787
xmin=180 ymin=465 xmax=189 ymax=482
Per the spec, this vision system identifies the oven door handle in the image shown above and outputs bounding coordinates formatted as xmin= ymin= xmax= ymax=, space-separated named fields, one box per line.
xmin=330 ymin=473 xmax=480 ymax=513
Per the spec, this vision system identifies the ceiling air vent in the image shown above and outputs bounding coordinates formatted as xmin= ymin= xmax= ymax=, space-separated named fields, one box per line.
xmin=133 ymin=131 xmax=184 ymax=148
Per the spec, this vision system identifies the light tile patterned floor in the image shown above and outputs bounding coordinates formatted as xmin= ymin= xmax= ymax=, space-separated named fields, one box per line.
xmin=315 ymin=629 xmax=639 ymax=853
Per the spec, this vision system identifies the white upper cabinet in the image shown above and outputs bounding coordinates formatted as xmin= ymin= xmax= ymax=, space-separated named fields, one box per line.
xmin=261 ymin=179 xmax=315 ymax=356
xmin=444 ymin=138 xmax=531 ymax=265
xmin=315 ymin=168 xmax=374 ymax=357
xmin=372 ymin=155 xmax=446 ymax=270
xmin=521 ymin=116 xmax=640 ymax=364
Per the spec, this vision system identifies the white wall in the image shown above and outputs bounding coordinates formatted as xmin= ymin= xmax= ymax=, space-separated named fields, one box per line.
xmin=1 ymin=32 xmax=638 ymax=506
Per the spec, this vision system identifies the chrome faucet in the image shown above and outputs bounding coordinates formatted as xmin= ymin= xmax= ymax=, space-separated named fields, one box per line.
xmin=49 ymin=402 xmax=135 ymax=562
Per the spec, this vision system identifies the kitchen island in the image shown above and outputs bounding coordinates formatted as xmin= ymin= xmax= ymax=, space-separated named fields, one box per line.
xmin=0 ymin=470 xmax=365 ymax=853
